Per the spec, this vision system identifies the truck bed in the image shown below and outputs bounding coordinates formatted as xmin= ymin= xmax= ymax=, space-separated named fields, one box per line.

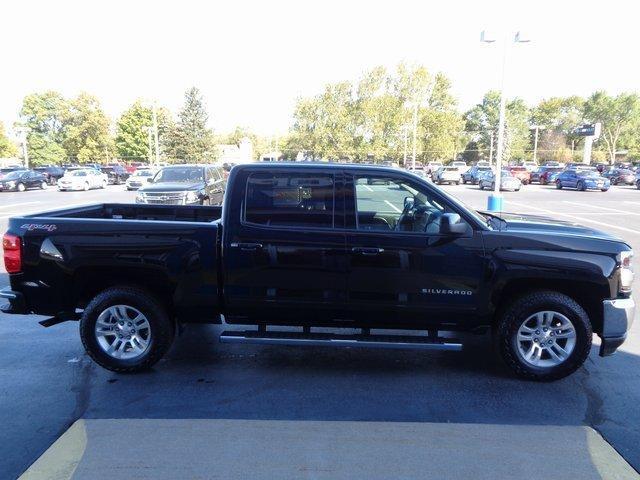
xmin=23 ymin=203 xmax=223 ymax=223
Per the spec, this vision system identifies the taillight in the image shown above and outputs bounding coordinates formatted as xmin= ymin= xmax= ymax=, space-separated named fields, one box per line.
xmin=3 ymin=233 xmax=22 ymax=273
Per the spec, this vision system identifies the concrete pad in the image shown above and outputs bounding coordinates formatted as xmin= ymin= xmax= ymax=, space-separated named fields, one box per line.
xmin=19 ymin=419 xmax=639 ymax=480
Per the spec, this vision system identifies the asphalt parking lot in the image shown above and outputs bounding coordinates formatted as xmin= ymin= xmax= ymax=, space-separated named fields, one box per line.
xmin=1 ymin=182 xmax=640 ymax=479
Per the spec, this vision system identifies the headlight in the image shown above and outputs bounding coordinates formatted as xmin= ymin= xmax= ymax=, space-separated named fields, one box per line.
xmin=619 ymin=250 xmax=634 ymax=293
xmin=185 ymin=191 xmax=200 ymax=203
xmin=6 ymin=181 xmax=16 ymax=187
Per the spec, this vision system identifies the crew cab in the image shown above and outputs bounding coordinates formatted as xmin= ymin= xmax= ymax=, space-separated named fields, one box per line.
xmin=1 ymin=163 xmax=635 ymax=381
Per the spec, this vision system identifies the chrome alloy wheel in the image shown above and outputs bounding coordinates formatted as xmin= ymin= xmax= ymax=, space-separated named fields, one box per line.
xmin=94 ymin=305 xmax=151 ymax=360
xmin=516 ymin=311 xmax=576 ymax=368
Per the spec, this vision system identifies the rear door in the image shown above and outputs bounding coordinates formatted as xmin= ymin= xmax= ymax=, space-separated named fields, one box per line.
xmin=344 ymin=170 xmax=487 ymax=329
xmin=223 ymin=167 xmax=347 ymax=325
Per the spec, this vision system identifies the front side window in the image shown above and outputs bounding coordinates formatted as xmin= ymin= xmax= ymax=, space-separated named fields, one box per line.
xmin=245 ymin=172 xmax=334 ymax=228
xmin=354 ymin=176 xmax=449 ymax=234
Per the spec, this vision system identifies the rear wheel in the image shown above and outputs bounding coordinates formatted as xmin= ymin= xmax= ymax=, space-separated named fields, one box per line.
xmin=556 ymin=181 xmax=562 ymax=189
xmin=17 ymin=182 xmax=26 ymax=192
xmin=540 ymin=178 xmax=547 ymax=185
xmin=83 ymin=182 xmax=90 ymax=191
xmin=101 ymin=180 xmax=107 ymax=189
xmin=577 ymin=181 xmax=585 ymax=191
xmin=497 ymin=291 xmax=592 ymax=381
xmin=479 ymin=182 xmax=484 ymax=190
xmin=40 ymin=181 xmax=47 ymax=189
xmin=80 ymin=286 xmax=174 ymax=373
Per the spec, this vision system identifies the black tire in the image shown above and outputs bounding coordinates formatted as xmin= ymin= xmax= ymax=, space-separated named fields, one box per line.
xmin=636 ymin=180 xmax=640 ymax=190
xmin=80 ymin=286 xmax=174 ymax=373
xmin=17 ymin=182 xmax=26 ymax=192
xmin=40 ymin=181 xmax=47 ymax=189
xmin=540 ymin=178 xmax=547 ymax=185
xmin=479 ymin=183 xmax=484 ymax=190
xmin=556 ymin=181 xmax=562 ymax=189
xmin=577 ymin=181 xmax=585 ymax=191
xmin=496 ymin=291 xmax=592 ymax=381
xmin=462 ymin=178 xmax=467 ymax=184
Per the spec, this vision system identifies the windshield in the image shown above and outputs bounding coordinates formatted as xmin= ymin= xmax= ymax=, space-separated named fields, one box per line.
xmin=501 ymin=170 xmax=513 ymax=177
xmin=68 ymin=170 xmax=88 ymax=177
xmin=2 ymin=171 xmax=25 ymax=180
xmin=153 ymin=167 xmax=203 ymax=183
xmin=134 ymin=170 xmax=154 ymax=177
xmin=578 ymin=171 xmax=600 ymax=177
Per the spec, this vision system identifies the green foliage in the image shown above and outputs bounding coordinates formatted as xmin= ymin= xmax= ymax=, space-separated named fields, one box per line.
xmin=0 ymin=122 xmax=18 ymax=157
xmin=115 ymin=101 xmax=172 ymax=162
xmin=63 ymin=93 xmax=114 ymax=163
xmin=464 ymin=91 xmax=530 ymax=161
xmin=165 ymin=87 xmax=215 ymax=162
xmin=19 ymin=91 xmax=69 ymax=164
xmin=286 ymin=63 xmax=463 ymax=163
xmin=584 ymin=91 xmax=640 ymax=163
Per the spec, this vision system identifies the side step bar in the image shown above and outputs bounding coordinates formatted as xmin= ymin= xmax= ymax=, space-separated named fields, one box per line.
xmin=219 ymin=329 xmax=462 ymax=351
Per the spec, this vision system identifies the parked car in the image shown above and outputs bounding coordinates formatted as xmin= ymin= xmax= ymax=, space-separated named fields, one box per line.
xmin=426 ymin=162 xmax=443 ymax=175
xmin=475 ymin=161 xmax=491 ymax=168
xmin=461 ymin=165 xmax=492 ymax=184
xmin=125 ymin=168 xmax=156 ymax=190
xmin=636 ymin=172 xmax=640 ymax=190
xmin=101 ymin=165 xmax=129 ymax=185
xmin=1 ymin=163 xmax=634 ymax=382
xmin=0 ymin=169 xmax=48 ymax=192
xmin=478 ymin=169 xmax=522 ymax=191
xmin=451 ymin=161 xmax=469 ymax=173
xmin=530 ymin=166 xmax=564 ymax=185
xmin=508 ymin=166 xmax=531 ymax=185
xmin=409 ymin=167 xmax=429 ymax=180
xmin=521 ymin=161 xmax=538 ymax=172
xmin=555 ymin=170 xmax=610 ymax=191
xmin=602 ymin=168 xmax=636 ymax=186
xmin=432 ymin=166 xmax=461 ymax=185
xmin=58 ymin=168 xmax=108 ymax=191
xmin=125 ymin=162 xmax=145 ymax=174
xmin=0 ymin=166 xmax=25 ymax=180
xmin=34 ymin=166 xmax=66 ymax=185
xmin=136 ymin=164 xmax=226 ymax=205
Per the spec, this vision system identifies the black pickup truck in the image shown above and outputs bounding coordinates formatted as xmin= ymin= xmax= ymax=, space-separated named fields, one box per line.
xmin=1 ymin=163 xmax=635 ymax=380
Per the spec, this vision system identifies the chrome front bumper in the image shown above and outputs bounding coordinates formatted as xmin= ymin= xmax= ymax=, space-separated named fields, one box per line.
xmin=600 ymin=297 xmax=635 ymax=356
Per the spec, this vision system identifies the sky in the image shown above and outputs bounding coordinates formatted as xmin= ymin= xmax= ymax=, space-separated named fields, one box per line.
xmin=2 ymin=0 xmax=639 ymax=138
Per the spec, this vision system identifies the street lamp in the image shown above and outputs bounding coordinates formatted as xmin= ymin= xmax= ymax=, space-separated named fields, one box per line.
xmin=530 ymin=125 xmax=545 ymax=164
xmin=409 ymin=80 xmax=435 ymax=170
xmin=14 ymin=126 xmax=30 ymax=169
xmin=480 ymin=30 xmax=530 ymax=212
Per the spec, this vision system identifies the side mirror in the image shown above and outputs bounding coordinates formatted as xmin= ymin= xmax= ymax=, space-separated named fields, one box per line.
xmin=146 ymin=177 xmax=153 ymax=182
xmin=403 ymin=196 xmax=414 ymax=210
xmin=439 ymin=213 xmax=467 ymax=235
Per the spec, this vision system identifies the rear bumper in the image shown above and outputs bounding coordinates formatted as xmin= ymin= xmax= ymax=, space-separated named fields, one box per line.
xmin=599 ymin=297 xmax=635 ymax=356
xmin=0 ymin=287 xmax=27 ymax=315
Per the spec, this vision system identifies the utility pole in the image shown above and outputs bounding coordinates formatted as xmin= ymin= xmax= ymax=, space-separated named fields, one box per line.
xmin=152 ymin=105 xmax=160 ymax=166
xmin=403 ymin=125 xmax=408 ymax=167
xmin=489 ymin=130 xmax=494 ymax=166
xmin=530 ymin=125 xmax=544 ymax=164
xmin=146 ymin=127 xmax=154 ymax=164
xmin=481 ymin=30 xmax=530 ymax=211
xmin=15 ymin=127 xmax=30 ymax=169
xmin=411 ymin=102 xmax=418 ymax=170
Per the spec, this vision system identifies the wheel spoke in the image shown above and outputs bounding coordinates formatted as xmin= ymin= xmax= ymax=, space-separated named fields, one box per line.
xmin=543 ymin=312 xmax=554 ymax=327
xmin=95 ymin=304 xmax=151 ymax=360
xmin=517 ymin=310 xmax=577 ymax=368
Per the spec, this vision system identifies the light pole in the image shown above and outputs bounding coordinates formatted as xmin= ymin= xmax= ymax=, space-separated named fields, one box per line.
xmin=530 ymin=125 xmax=544 ymax=164
xmin=488 ymin=130 xmax=494 ymax=166
xmin=480 ymin=30 xmax=530 ymax=211
xmin=152 ymin=105 xmax=160 ymax=166
xmin=15 ymin=126 xmax=30 ymax=169
xmin=410 ymin=80 xmax=435 ymax=170
xmin=403 ymin=125 xmax=409 ymax=167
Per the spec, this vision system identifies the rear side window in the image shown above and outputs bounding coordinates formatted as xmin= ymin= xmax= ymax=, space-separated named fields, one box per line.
xmin=245 ymin=172 xmax=335 ymax=228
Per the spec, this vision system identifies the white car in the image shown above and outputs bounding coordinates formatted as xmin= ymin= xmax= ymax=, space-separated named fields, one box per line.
xmin=58 ymin=168 xmax=108 ymax=191
xmin=432 ymin=166 xmax=461 ymax=185
xmin=126 ymin=168 xmax=156 ymax=190
xmin=451 ymin=161 xmax=469 ymax=173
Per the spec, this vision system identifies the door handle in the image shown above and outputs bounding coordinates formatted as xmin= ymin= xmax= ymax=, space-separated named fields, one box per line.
xmin=352 ymin=247 xmax=384 ymax=255
xmin=230 ymin=242 xmax=263 ymax=251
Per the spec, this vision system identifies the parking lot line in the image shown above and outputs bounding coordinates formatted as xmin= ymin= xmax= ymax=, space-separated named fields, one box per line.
xmin=508 ymin=201 xmax=640 ymax=235
xmin=384 ymin=200 xmax=402 ymax=213
xmin=0 ymin=202 xmax=41 ymax=210
xmin=563 ymin=201 xmax=640 ymax=216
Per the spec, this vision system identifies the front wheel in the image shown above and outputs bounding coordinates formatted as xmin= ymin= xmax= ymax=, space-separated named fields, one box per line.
xmin=101 ymin=180 xmax=107 ymax=189
xmin=556 ymin=181 xmax=562 ymax=189
xmin=40 ymin=181 xmax=47 ymax=189
xmin=496 ymin=291 xmax=592 ymax=381
xmin=80 ymin=286 xmax=175 ymax=373
xmin=577 ymin=181 xmax=585 ymax=191
xmin=83 ymin=182 xmax=90 ymax=191
xmin=479 ymin=183 xmax=484 ymax=190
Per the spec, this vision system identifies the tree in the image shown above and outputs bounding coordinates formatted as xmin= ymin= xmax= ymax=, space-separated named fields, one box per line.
xmin=531 ymin=96 xmax=585 ymax=159
xmin=63 ymin=93 xmax=114 ymax=163
xmin=165 ymin=87 xmax=215 ymax=162
xmin=584 ymin=91 xmax=640 ymax=163
xmin=0 ymin=122 xmax=18 ymax=157
xmin=464 ymin=91 xmax=530 ymax=162
xmin=18 ymin=91 xmax=68 ymax=165
xmin=116 ymin=101 xmax=172 ymax=162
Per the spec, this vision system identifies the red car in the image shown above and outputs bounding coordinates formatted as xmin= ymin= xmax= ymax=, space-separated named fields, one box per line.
xmin=509 ymin=166 xmax=531 ymax=185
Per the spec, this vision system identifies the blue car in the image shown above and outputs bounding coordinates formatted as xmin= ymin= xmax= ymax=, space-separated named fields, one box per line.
xmin=555 ymin=169 xmax=610 ymax=191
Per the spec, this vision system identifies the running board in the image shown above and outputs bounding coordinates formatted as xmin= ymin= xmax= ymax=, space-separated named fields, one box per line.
xmin=219 ymin=330 xmax=463 ymax=351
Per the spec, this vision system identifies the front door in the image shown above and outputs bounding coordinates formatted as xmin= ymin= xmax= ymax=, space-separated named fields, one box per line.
xmin=344 ymin=171 xmax=487 ymax=329
xmin=223 ymin=168 xmax=347 ymax=326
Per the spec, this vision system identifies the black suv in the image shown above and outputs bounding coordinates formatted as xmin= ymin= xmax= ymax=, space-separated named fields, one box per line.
xmin=34 ymin=166 xmax=66 ymax=185
xmin=136 ymin=164 xmax=226 ymax=205
xmin=0 ymin=169 xmax=49 ymax=192
xmin=101 ymin=165 xmax=129 ymax=185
